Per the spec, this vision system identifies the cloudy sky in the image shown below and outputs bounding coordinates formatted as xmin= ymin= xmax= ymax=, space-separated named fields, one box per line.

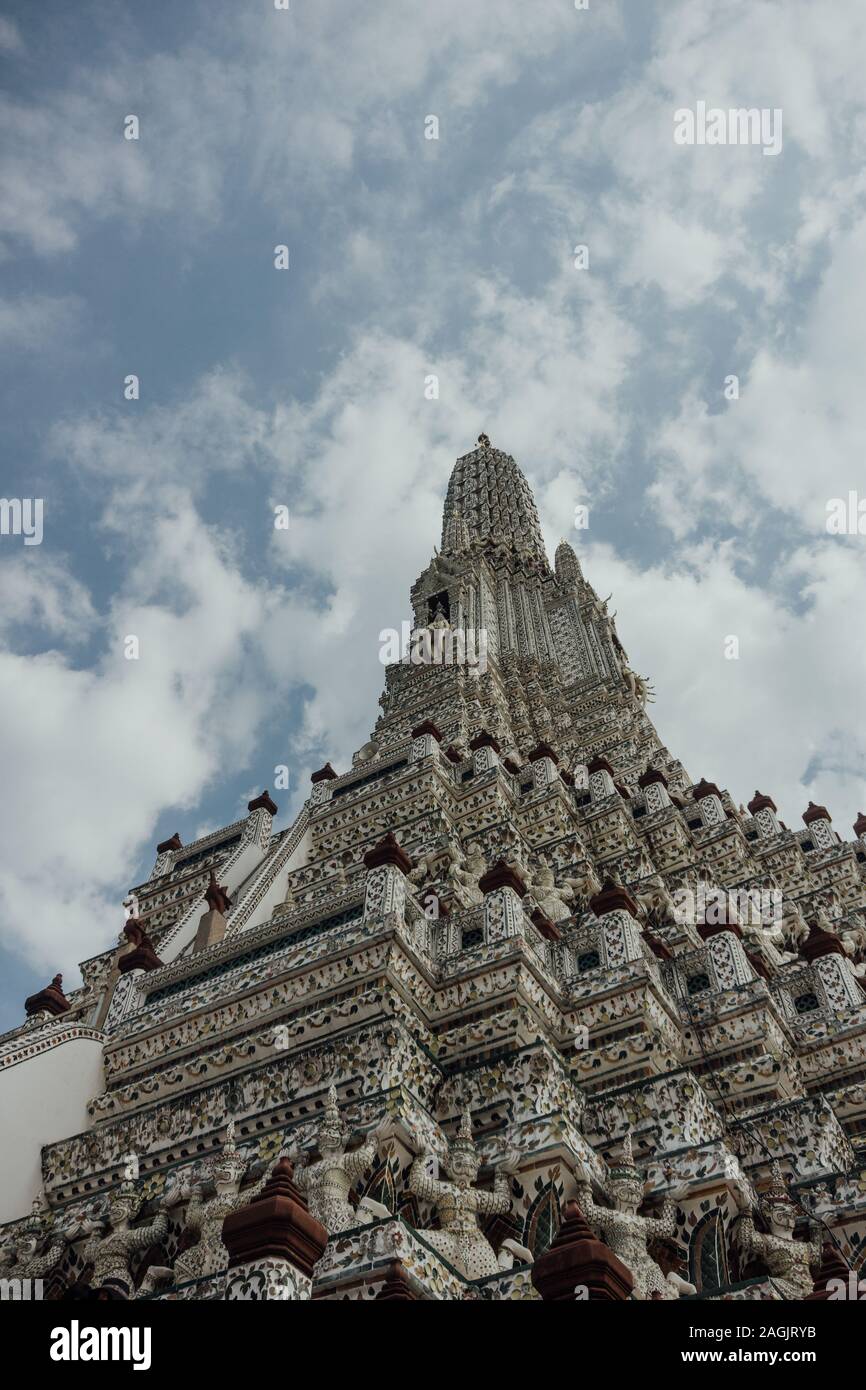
xmin=1 ymin=0 xmax=864 ymax=1030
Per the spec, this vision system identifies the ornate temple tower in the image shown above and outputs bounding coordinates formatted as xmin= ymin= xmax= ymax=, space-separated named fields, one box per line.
xmin=1 ymin=437 xmax=865 ymax=1302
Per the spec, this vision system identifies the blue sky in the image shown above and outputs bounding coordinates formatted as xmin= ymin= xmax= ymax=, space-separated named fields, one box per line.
xmin=1 ymin=0 xmax=865 ymax=1031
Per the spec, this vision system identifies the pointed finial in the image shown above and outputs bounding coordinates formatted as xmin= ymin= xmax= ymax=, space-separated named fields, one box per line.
xmin=621 ymin=1132 xmax=634 ymax=1166
xmin=458 ymin=1110 xmax=473 ymax=1140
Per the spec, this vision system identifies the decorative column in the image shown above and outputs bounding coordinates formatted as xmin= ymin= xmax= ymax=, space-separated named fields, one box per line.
xmin=532 ymin=1200 xmax=633 ymax=1301
xmin=697 ymin=918 xmax=755 ymax=988
xmin=469 ymin=729 xmax=500 ymax=775
xmin=802 ymin=801 xmax=836 ymax=851
xmin=362 ymin=832 xmax=412 ymax=925
xmin=528 ymin=741 xmax=559 ymax=792
xmin=638 ymin=767 xmax=671 ymax=814
xmin=478 ymin=861 xmax=528 ymax=944
xmin=587 ymin=755 xmax=615 ymax=802
xmin=244 ymin=789 xmax=277 ymax=850
xmin=222 ymin=1157 xmax=328 ymax=1301
xmin=801 ymin=921 xmax=863 ymax=1009
xmin=310 ymin=761 xmax=338 ymax=807
xmin=410 ymin=719 xmax=443 ymax=763
xmin=589 ymin=880 xmax=643 ymax=966
xmin=691 ymin=778 xmax=725 ymax=828
xmin=748 ymin=790 xmax=780 ymax=838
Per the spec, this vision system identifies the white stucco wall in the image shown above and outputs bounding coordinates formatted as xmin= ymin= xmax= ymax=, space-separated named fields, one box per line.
xmin=0 ymin=1034 xmax=104 ymax=1224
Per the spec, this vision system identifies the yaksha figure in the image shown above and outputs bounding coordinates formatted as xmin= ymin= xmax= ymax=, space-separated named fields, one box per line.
xmin=408 ymin=1111 xmax=515 ymax=1280
xmin=293 ymin=1085 xmax=387 ymax=1234
xmin=735 ymin=1162 xmax=821 ymax=1299
xmin=82 ymin=1180 xmax=169 ymax=1298
xmin=0 ymin=1193 xmax=66 ymax=1282
xmin=577 ymin=1137 xmax=695 ymax=1300
xmin=173 ymin=1121 xmax=268 ymax=1283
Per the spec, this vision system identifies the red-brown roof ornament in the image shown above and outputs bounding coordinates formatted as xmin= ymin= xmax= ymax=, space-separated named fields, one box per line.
xmin=587 ymin=754 xmax=615 ymax=777
xmin=531 ymin=1199 xmax=634 ymax=1301
xmin=478 ymin=860 xmax=527 ymax=897
xmin=527 ymin=741 xmax=559 ymax=765
xmin=806 ymin=1242 xmax=854 ymax=1300
xmin=590 ymin=879 xmax=639 ymax=919
xmin=363 ymin=831 xmax=413 ymax=875
xmin=638 ymin=767 xmax=668 ymax=789
xmin=747 ymin=790 xmax=777 ymax=814
xmin=156 ymin=832 xmax=182 ymax=854
xmin=204 ymin=870 xmax=233 ymax=915
xmin=802 ymin=801 xmax=831 ymax=825
xmin=469 ymin=729 xmax=501 ymax=753
xmin=692 ymin=778 xmax=722 ymax=801
xmin=118 ymin=919 xmax=163 ymax=974
xmin=25 ymin=974 xmax=70 ymax=1017
xmin=411 ymin=720 xmax=443 ymax=742
xmin=531 ymin=908 xmax=562 ymax=943
xmin=853 ymin=811 xmax=866 ymax=837
xmin=247 ymin=790 xmax=278 ymax=816
xmin=310 ymin=762 xmax=338 ymax=783
xmin=800 ymin=918 xmax=845 ymax=961
xmin=222 ymin=1156 xmax=328 ymax=1277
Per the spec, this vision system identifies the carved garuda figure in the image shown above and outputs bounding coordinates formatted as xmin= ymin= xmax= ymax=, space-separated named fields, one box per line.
xmin=168 ymin=1121 xmax=267 ymax=1284
xmin=293 ymin=1086 xmax=387 ymax=1234
xmin=0 ymin=1193 xmax=66 ymax=1282
xmin=577 ymin=1136 xmax=695 ymax=1300
xmin=735 ymin=1162 xmax=821 ymax=1299
xmin=82 ymin=1180 xmax=169 ymax=1298
xmin=408 ymin=1111 xmax=515 ymax=1280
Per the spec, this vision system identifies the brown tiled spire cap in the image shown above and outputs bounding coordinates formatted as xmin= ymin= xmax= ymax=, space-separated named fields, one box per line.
xmin=589 ymin=879 xmax=639 ymax=919
xmin=531 ymin=908 xmax=562 ymax=942
xmin=527 ymin=741 xmax=559 ymax=765
xmin=156 ymin=832 xmax=182 ymax=854
xmin=118 ymin=919 xmax=163 ymax=973
xmin=643 ymin=928 xmax=673 ymax=961
xmin=805 ymin=1242 xmax=853 ymax=1300
xmin=697 ymin=916 xmax=743 ymax=942
xmin=374 ymin=1260 xmax=419 ymax=1300
xmin=222 ymin=1156 xmax=328 ymax=1277
xmin=800 ymin=919 xmax=845 ymax=961
xmin=248 ymin=789 xmax=278 ymax=815
xmin=531 ymin=1199 xmax=634 ymax=1301
xmin=363 ymin=831 xmax=412 ymax=875
xmin=411 ymin=720 xmax=443 ymax=741
xmin=853 ymin=811 xmax=866 ymax=837
xmin=747 ymin=790 xmax=777 ymax=814
xmin=204 ymin=869 xmax=232 ymax=915
xmin=478 ymin=860 xmax=527 ymax=897
xmin=587 ymin=754 xmax=614 ymax=777
xmin=24 ymin=974 xmax=70 ymax=1017
xmin=802 ymin=800 xmax=831 ymax=825
xmin=692 ymin=778 xmax=722 ymax=801
xmin=443 ymin=745 xmax=464 ymax=764
xmin=638 ymin=767 xmax=668 ymax=789
xmin=469 ymin=729 xmax=501 ymax=753
xmin=310 ymin=762 xmax=338 ymax=783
